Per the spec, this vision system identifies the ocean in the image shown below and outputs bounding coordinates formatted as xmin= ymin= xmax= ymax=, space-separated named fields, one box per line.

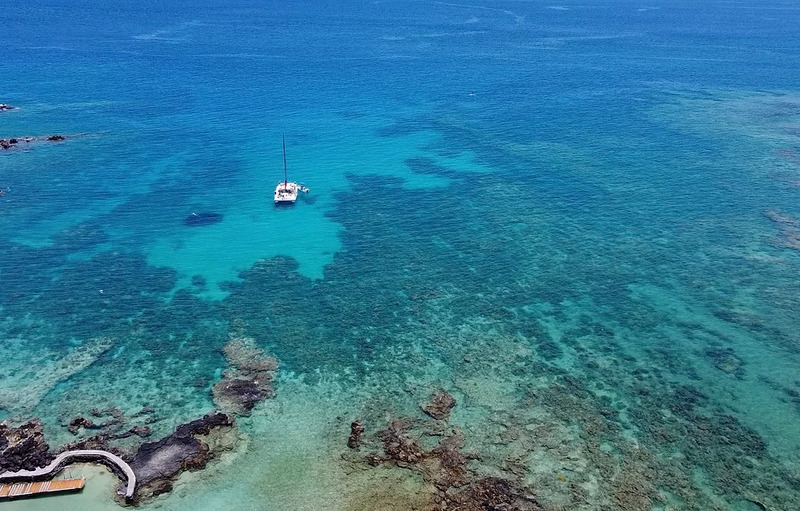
xmin=2 ymin=0 xmax=800 ymax=509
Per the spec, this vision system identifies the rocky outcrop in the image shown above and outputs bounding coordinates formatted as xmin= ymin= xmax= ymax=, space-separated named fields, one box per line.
xmin=67 ymin=415 xmax=105 ymax=435
xmin=212 ymin=333 xmax=278 ymax=416
xmin=358 ymin=415 xmax=542 ymax=511
xmin=0 ymin=419 xmax=54 ymax=473
xmin=128 ymin=412 xmax=235 ymax=502
xmin=347 ymin=387 xmax=544 ymax=510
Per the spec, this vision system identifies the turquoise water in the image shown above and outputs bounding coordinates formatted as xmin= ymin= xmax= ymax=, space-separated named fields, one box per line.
xmin=3 ymin=1 xmax=800 ymax=509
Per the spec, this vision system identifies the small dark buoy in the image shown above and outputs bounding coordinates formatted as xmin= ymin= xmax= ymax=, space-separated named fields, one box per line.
xmin=183 ymin=212 xmax=223 ymax=227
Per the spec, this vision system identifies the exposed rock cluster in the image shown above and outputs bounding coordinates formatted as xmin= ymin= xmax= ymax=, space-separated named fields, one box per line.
xmin=0 ymin=419 xmax=54 ymax=473
xmin=1 ymin=134 xmax=67 ymax=150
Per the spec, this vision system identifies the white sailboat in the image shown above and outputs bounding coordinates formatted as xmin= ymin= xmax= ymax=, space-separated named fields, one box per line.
xmin=274 ymin=135 xmax=309 ymax=204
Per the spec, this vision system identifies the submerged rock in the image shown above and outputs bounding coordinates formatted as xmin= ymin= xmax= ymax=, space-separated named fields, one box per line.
xmin=422 ymin=388 xmax=456 ymax=421
xmin=706 ymin=348 xmax=744 ymax=376
xmin=183 ymin=212 xmax=224 ymax=227
xmin=765 ymin=209 xmax=800 ymax=250
xmin=424 ymin=429 xmax=469 ymax=490
xmin=67 ymin=415 xmax=102 ymax=435
xmin=348 ymin=420 xmax=365 ymax=449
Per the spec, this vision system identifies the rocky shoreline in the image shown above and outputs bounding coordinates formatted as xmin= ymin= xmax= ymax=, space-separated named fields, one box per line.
xmin=1 ymin=411 xmax=237 ymax=505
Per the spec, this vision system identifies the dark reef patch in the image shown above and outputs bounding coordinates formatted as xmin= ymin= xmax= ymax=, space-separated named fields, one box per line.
xmin=183 ymin=212 xmax=223 ymax=227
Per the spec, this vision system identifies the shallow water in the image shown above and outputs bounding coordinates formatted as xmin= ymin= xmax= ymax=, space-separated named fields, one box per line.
xmin=2 ymin=1 xmax=800 ymax=510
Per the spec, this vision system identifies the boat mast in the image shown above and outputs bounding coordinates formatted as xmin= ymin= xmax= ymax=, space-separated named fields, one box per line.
xmin=282 ymin=134 xmax=288 ymax=187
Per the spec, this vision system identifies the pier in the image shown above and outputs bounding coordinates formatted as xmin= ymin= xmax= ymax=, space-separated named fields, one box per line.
xmin=0 ymin=450 xmax=136 ymax=499
xmin=0 ymin=478 xmax=86 ymax=499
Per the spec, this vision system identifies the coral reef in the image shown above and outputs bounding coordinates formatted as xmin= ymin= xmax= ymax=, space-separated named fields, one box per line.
xmin=442 ymin=477 xmax=542 ymax=511
xmin=3 ymin=93 xmax=800 ymax=511
xmin=705 ymin=347 xmax=744 ymax=376
xmin=377 ymin=419 xmax=425 ymax=466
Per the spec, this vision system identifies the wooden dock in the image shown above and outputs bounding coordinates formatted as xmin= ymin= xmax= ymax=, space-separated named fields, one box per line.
xmin=0 ymin=449 xmax=136 ymax=499
xmin=0 ymin=478 xmax=86 ymax=499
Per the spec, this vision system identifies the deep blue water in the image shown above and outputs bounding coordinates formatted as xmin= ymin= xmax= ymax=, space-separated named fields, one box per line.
xmin=3 ymin=1 xmax=800 ymax=510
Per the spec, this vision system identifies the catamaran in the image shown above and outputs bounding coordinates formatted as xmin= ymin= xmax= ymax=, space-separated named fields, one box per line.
xmin=274 ymin=135 xmax=309 ymax=204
